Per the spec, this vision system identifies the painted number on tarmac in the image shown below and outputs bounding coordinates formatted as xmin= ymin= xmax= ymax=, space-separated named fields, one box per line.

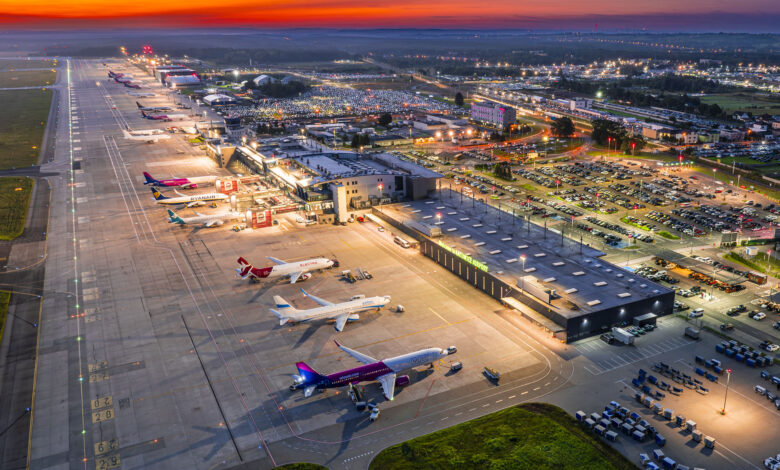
xmin=88 ymin=361 xmax=108 ymax=373
xmin=91 ymin=408 xmax=114 ymax=423
xmin=95 ymin=454 xmax=120 ymax=470
xmin=85 ymin=315 xmax=102 ymax=323
xmin=89 ymin=372 xmax=110 ymax=383
xmin=91 ymin=396 xmax=113 ymax=410
xmin=94 ymin=438 xmax=119 ymax=456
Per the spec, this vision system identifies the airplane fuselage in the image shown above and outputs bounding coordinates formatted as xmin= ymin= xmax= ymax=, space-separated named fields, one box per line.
xmin=154 ymin=193 xmax=228 ymax=205
xmin=289 ymin=296 xmax=390 ymax=324
xmin=268 ymin=259 xmax=333 ymax=279
xmin=294 ymin=348 xmax=447 ymax=391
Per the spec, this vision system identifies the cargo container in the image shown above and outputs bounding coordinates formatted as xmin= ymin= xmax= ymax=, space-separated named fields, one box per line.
xmin=655 ymin=434 xmax=666 ymax=446
xmin=662 ymin=456 xmax=677 ymax=469
xmin=652 ymin=448 xmax=665 ymax=460
xmin=735 ymin=353 xmax=745 ymax=362
xmin=594 ymin=425 xmax=606 ymax=436
xmin=715 ymin=344 xmax=725 ymax=353
xmin=675 ymin=415 xmax=686 ymax=426
xmin=575 ymin=411 xmax=586 ymax=421
xmin=663 ymin=409 xmax=674 ymax=420
xmin=746 ymin=358 xmax=756 ymax=367
xmin=694 ymin=367 xmax=706 ymax=376
xmin=725 ymin=348 xmax=735 ymax=357
xmin=648 ymin=375 xmax=658 ymax=384
xmin=620 ymin=423 xmax=633 ymax=435
xmin=632 ymin=430 xmax=645 ymax=441
xmin=705 ymin=373 xmax=718 ymax=382
xmin=695 ymin=355 xmax=704 ymax=364
xmin=584 ymin=418 xmax=596 ymax=428
xmin=605 ymin=430 xmax=618 ymax=441
xmin=643 ymin=397 xmax=654 ymax=408
xmin=612 ymin=327 xmax=635 ymax=345
xmin=692 ymin=430 xmax=702 ymax=442
xmin=685 ymin=419 xmax=696 ymax=431
xmin=704 ymin=435 xmax=716 ymax=449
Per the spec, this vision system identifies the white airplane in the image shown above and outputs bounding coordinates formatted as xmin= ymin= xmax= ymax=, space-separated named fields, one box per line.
xmin=270 ymin=289 xmax=391 ymax=332
xmin=236 ymin=256 xmax=338 ymax=284
xmin=128 ymin=128 xmax=165 ymax=136
xmin=150 ymin=187 xmax=228 ymax=207
xmin=122 ymin=129 xmax=170 ymax=143
xmin=167 ymin=209 xmax=240 ymax=228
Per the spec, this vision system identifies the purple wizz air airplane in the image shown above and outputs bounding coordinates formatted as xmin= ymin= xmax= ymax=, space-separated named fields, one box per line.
xmin=290 ymin=341 xmax=451 ymax=401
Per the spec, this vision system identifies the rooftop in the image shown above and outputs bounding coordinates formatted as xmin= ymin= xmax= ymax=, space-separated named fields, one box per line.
xmin=379 ymin=190 xmax=673 ymax=319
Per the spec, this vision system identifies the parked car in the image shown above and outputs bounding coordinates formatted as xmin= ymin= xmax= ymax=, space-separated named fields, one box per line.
xmin=753 ymin=312 xmax=767 ymax=321
xmin=720 ymin=323 xmax=734 ymax=331
xmin=689 ymin=308 xmax=704 ymax=318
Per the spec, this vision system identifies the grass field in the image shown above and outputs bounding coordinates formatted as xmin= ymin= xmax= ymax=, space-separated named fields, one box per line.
xmin=0 ymin=89 xmax=53 ymax=169
xmin=518 ymin=183 xmax=537 ymax=192
xmin=0 ymin=291 xmax=9 ymax=348
xmin=0 ymin=59 xmax=55 ymax=71
xmin=657 ymin=230 xmax=680 ymax=240
xmin=0 ymin=69 xmax=56 ymax=88
xmin=0 ymin=177 xmax=34 ymax=240
xmin=586 ymin=148 xmax=678 ymax=163
xmin=370 ymin=403 xmax=635 ymax=470
xmin=700 ymin=93 xmax=780 ymax=116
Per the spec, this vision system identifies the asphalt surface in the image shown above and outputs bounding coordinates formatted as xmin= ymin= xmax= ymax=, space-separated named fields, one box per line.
xmin=20 ymin=57 xmax=780 ymax=470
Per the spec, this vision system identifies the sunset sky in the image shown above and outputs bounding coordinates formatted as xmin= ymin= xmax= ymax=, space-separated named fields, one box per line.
xmin=1 ymin=0 xmax=779 ymax=30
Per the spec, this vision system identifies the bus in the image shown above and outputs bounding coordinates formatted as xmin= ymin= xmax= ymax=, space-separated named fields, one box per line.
xmin=394 ymin=236 xmax=411 ymax=248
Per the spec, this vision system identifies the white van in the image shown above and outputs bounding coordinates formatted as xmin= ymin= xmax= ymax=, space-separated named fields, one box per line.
xmin=394 ymin=236 xmax=410 ymax=248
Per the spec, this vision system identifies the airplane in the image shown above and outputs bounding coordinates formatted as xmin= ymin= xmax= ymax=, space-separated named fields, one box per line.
xmin=141 ymin=111 xmax=170 ymax=121
xmin=127 ymin=128 xmax=165 ymax=136
xmin=270 ymin=289 xmax=390 ymax=332
xmin=124 ymin=82 xmax=142 ymax=89
xmin=108 ymin=71 xmax=122 ymax=78
xmin=167 ymin=209 xmax=240 ymax=228
xmin=141 ymin=111 xmax=189 ymax=121
xmin=122 ymin=130 xmax=170 ymax=143
xmin=143 ymin=172 xmax=215 ymax=189
xmin=290 ymin=340 xmax=450 ymax=400
xmin=150 ymin=187 xmax=228 ymax=207
xmin=136 ymin=101 xmax=172 ymax=112
xmin=236 ymin=256 xmax=337 ymax=284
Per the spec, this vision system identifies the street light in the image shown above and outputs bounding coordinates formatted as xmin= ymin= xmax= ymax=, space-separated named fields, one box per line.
xmin=720 ymin=369 xmax=732 ymax=414
xmin=520 ymin=255 xmax=527 ymax=292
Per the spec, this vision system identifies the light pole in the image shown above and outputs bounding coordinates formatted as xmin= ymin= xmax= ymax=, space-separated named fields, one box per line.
xmin=720 ymin=369 xmax=732 ymax=414
xmin=520 ymin=255 xmax=526 ymax=293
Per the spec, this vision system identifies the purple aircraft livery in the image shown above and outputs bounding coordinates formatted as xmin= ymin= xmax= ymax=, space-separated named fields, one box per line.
xmin=143 ymin=172 xmax=215 ymax=189
xmin=290 ymin=341 xmax=451 ymax=401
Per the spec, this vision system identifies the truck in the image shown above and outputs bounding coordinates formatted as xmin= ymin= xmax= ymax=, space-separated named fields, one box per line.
xmin=684 ymin=326 xmax=700 ymax=340
xmin=611 ymin=327 xmax=635 ymax=345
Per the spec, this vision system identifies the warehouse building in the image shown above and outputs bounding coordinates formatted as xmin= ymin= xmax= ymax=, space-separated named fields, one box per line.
xmin=374 ymin=191 xmax=674 ymax=342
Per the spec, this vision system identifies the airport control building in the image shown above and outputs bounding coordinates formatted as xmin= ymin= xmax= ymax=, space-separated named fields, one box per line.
xmin=374 ymin=190 xmax=675 ymax=343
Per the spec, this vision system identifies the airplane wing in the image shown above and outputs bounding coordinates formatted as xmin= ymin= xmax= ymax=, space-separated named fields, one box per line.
xmin=193 ymin=211 xmax=205 ymax=217
xmin=376 ymin=373 xmax=397 ymax=401
xmin=289 ymin=272 xmax=303 ymax=284
xmin=205 ymin=220 xmax=218 ymax=228
xmin=267 ymin=256 xmax=286 ymax=265
xmin=304 ymin=385 xmax=316 ymax=398
xmin=334 ymin=314 xmax=349 ymax=332
xmin=334 ymin=340 xmax=377 ymax=365
xmin=300 ymin=289 xmax=334 ymax=307
xmin=173 ymin=188 xmax=186 ymax=197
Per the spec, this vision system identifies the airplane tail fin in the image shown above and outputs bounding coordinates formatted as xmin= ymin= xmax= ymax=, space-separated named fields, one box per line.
xmin=143 ymin=172 xmax=159 ymax=185
xmin=167 ymin=209 xmax=184 ymax=224
xmin=236 ymin=257 xmax=253 ymax=278
xmin=294 ymin=362 xmax=324 ymax=384
xmin=271 ymin=295 xmax=297 ymax=325
xmin=136 ymin=101 xmax=142 ymax=108
xmin=150 ymin=187 xmax=168 ymax=200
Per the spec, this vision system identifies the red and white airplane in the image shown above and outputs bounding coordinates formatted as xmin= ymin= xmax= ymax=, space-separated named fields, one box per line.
xmin=236 ymin=256 xmax=338 ymax=284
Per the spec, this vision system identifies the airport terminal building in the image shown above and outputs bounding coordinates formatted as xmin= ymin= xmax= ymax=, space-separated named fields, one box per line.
xmin=374 ymin=190 xmax=675 ymax=342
